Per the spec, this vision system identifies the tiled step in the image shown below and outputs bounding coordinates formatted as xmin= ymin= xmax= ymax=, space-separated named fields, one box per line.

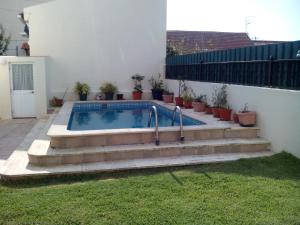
xmin=28 ymin=138 xmax=270 ymax=166
xmin=49 ymin=127 xmax=260 ymax=149
xmin=2 ymin=151 xmax=274 ymax=180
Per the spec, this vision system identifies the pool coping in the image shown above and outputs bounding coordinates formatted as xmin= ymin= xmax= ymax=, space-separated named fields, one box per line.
xmin=47 ymin=100 xmax=243 ymax=138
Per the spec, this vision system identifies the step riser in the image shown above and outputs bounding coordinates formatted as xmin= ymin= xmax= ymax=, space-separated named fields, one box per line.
xmin=50 ymin=129 xmax=259 ymax=149
xmin=30 ymin=143 xmax=269 ymax=166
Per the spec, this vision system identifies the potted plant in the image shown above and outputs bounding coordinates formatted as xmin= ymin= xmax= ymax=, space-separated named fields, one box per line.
xmin=205 ymin=104 xmax=213 ymax=114
xmin=100 ymin=82 xmax=117 ymax=100
xmin=117 ymin=93 xmax=124 ymax=100
xmin=237 ymin=104 xmax=256 ymax=127
xmin=149 ymin=74 xmax=164 ymax=100
xmin=131 ymin=74 xmax=144 ymax=100
xmin=162 ymin=88 xmax=174 ymax=103
xmin=74 ymin=82 xmax=90 ymax=101
xmin=175 ymin=79 xmax=185 ymax=107
xmin=217 ymin=85 xmax=232 ymax=121
xmin=232 ymin=112 xmax=239 ymax=123
xmin=21 ymin=42 xmax=30 ymax=56
xmin=192 ymin=95 xmax=207 ymax=112
xmin=211 ymin=86 xmax=221 ymax=118
xmin=182 ymin=87 xmax=193 ymax=109
xmin=49 ymin=96 xmax=63 ymax=107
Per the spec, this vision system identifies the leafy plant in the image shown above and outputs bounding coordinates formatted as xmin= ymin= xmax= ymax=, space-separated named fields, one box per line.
xmin=0 ymin=24 xmax=11 ymax=55
xmin=194 ymin=95 xmax=207 ymax=103
xmin=49 ymin=97 xmax=63 ymax=107
xmin=131 ymin=74 xmax=144 ymax=93
xmin=163 ymin=86 xmax=174 ymax=95
xmin=212 ymin=85 xmax=228 ymax=108
xmin=149 ymin=74 xmax=164 ymax=90
xmin=100 ymin=82 xmax=117 ymax=94
xmin=74 ymin=82 xmax=90 ymax=95
xmin=166 ymin=43 xmax=179 ymax=57
xmin=177 ymin=78 xmax=187 ymax=97
xmin=240 ymin=103 xmax=249 ymax=112
xmin=182 ymin=85 xmax=194 ymax=102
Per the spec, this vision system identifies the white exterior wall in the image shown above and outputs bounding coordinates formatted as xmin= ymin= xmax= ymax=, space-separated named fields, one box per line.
xmin=0 ymin=0 xmax=52 ymax=56
xmin=0 ymin=56 xmax=47 ymax=120
xmin=166 ymin=80 xmax=300 ymax=158
xmin=25 ymin=0 xmax=167 ymax=100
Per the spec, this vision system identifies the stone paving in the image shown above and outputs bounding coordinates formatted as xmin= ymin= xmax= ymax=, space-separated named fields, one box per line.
xmin=0 ymin=119 xmax=37 ymax=168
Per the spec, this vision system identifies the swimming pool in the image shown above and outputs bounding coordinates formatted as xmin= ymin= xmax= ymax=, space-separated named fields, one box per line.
xmin=68 ymin=101 xmax=205 ymax=131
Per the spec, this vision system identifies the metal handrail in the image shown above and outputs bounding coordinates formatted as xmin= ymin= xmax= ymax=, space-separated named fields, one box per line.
xmin=147 ymin=105 xmax=160 ymax=145
xmin=172 ymin=106 xmax=184 ymax=142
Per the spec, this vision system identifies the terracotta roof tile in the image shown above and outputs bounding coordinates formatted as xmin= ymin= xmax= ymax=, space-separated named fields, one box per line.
xmin=167 ymin=31 xmax=254 ymax=54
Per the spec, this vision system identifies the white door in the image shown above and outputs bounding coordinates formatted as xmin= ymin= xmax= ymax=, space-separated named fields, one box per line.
xmin=10 ymin=63 xmax=36 ymax=118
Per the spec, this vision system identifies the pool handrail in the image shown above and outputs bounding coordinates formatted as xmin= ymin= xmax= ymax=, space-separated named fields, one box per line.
xmin=172 ymin=106 xmax=184 ymax=142
xmin=147 ymin=105 xmax=160 ymax=145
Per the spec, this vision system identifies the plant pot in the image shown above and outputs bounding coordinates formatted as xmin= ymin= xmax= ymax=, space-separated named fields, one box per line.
xmin=205 ymin=106 xmax=213 ymax=114
xmin=162 ymin=94 xmax=174 ymax=103
xmin=233 ymin=113 xmax=239 ymax=123
xmin=55 ymin=98 xmax=63 ymax=107
xmin=183 ymin=101 xmax=193 ymax=109
xmin=79 ymin=93 xmax=88 ymax=101
xmin=132 ymin=91 xmax=142 ymax=100
xmin=151 ymin=89 xmax=164 ymax=100
xmin=237 ymin=111 xmax=256 ymax=127
xmin=219 ymin=108 xmax=232 ymax=121
xmin=192 ymin=102 xmax=206 ymax=112
xmin=104 ymin=92 xmax=114 ymax=100
xmin=117 ymin=94 xmax=124 ymax=100
xmin=175 ymin=97 xmax=183 ymax=107
xmin=211 ymin=107 xmax=221 ymax=118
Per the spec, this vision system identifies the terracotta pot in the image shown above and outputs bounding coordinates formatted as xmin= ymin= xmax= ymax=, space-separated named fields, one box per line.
xmin=212 ymin=107 xmax=221 ymax=118
xmin=132 ymin=91 xmax=142 ymax=100
xmin=55 ymin=99 xmax=63 ymax=107
xmin=237 ymin=111 xmax=256 ymax=127
xmin=162 ymin=94 xmax=174 ymax=103
xmin=233 ymin=113 xmax=239 ymax=123
xmin=183 ymin=101 xmax=193 ymax=109
xmin=175 ymin=97 xmax=183 ymax=107
xmin=219 ymin=108 xmax=232 ymax=121
xmin=205 ymin=106 xmax=213 ymax=114
xmin=192 ymin=102 xmax=206 ymax=112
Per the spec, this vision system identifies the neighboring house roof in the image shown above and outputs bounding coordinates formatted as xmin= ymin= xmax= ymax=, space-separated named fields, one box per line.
xmin=167 ymin=31 xmax=283 ymax=55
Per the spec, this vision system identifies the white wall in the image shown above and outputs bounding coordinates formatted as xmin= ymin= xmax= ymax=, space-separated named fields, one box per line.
xmin=25 ymin=0 xmax=167 ymax=100
xmin=0 ymin=56 xmax=47 ymax=120
xmin=0 ymin=0 xmax=52 ymax=56
xmin=166 ymin=80 xmax=300 ymax=158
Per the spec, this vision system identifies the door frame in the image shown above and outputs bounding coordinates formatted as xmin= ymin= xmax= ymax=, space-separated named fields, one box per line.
xmin=9 ymin=62 xmax=36 ymax=118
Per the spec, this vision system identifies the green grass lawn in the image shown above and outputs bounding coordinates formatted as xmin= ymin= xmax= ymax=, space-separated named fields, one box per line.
xmin=0 ymin=152 xmax=299 ymax=225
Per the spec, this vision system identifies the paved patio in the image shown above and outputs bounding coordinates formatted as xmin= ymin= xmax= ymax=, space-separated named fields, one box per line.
xmin=0 ymin=119 xmax=37 ymax=168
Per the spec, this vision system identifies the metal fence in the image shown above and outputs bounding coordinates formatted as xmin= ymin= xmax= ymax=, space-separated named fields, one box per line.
xmin=166 ymin=41 xmax=300 ymax=90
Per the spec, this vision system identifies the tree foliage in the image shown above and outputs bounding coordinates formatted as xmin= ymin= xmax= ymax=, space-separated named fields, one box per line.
xmin=0 ymin=24 xmax=11 ymax=55
xmin=166 ymin=42 xmax=179 ymax=57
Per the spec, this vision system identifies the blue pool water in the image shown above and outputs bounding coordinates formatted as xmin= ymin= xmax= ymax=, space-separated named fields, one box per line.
xmin=68 ymin=102 xmax=205 ymax=131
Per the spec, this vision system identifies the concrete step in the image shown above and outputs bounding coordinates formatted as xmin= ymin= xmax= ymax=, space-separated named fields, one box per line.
xmin=28 ymin=138 xmax=270 ymax=166
xmin=49 ymin=126 xmax=260 ymax=149
xmin=2 ymin=151 xmax=274 ymax=180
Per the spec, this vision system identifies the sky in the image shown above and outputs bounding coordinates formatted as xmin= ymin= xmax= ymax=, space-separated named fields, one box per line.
xmin=167 ymin=0 xmax=300 ymax=41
